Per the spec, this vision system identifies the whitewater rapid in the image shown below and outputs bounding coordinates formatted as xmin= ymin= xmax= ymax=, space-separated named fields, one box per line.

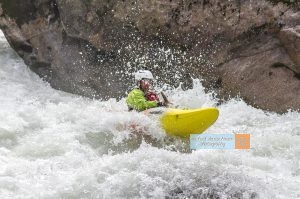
xmin=0 ymin=31 xmax=299 ymax=199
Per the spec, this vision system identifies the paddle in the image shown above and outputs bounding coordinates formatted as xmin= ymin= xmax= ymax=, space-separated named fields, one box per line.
xmin=161 ymin=92 xmax=187 ymax=109
xmin=161 ymin=91 xmax=173 ymax=107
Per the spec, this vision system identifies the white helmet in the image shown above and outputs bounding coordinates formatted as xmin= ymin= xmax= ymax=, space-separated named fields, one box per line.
xmin=134 ymin=70 xmax=154 ymax=81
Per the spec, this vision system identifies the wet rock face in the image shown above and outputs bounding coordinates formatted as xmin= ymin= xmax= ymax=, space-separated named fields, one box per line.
xmin=218 ymin=34 xmax=300 ymax=113
xmin=0 ymin=0 xmax=299 ymax=112
xmin=279 ymin=25 xmax=300 ymax=74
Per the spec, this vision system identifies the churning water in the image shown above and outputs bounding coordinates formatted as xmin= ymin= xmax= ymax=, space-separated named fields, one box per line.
xmin=0 ymin=31 xmax=299 ymax=199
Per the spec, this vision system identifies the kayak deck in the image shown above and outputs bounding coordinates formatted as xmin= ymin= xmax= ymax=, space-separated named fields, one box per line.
xmin=160 ymin=107 xmax=219 ymax=138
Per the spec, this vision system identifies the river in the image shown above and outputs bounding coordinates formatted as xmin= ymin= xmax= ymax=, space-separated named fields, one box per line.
xmin=0 ymin=31 xmax=299 ymax=199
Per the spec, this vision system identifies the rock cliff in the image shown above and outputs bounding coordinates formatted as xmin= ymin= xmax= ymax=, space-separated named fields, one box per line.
xmin=0 ymin=0 xmax=299 ymax=112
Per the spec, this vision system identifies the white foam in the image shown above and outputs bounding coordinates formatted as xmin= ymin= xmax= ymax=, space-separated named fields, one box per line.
xmin=0 ymin=31 xmax=299 ymax=199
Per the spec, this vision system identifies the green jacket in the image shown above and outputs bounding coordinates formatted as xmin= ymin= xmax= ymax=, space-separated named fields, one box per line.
xmin=126 ymin=88 xmax=158 ymax=111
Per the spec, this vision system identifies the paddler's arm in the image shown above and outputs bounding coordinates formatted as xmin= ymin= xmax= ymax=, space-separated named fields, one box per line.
xmin=126 ymin=89 xmax=158 ymax=111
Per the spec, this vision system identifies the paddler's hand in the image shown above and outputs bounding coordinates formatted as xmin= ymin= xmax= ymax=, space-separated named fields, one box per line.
xmin=157 ymin=101 xmax=164 ymax=107
xmin=157 ymin=101 xmax=170 ymax=107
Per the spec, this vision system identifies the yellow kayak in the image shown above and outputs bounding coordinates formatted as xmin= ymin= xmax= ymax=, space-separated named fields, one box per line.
xmin=160 ymin=107 xmax=219 ymax=138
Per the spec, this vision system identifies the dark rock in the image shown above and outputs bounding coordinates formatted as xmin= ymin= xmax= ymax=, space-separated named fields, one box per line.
xmin=278 ymin=25 xmax=300 ymax=74
xmin=218 ymin=35 xmax=300 ymax=113
xmin=0 ymin=0 xmax=299 ymax=112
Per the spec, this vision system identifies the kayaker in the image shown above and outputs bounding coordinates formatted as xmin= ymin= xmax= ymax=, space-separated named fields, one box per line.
xmin=126 ymin=70 xmax=167 ymax=111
